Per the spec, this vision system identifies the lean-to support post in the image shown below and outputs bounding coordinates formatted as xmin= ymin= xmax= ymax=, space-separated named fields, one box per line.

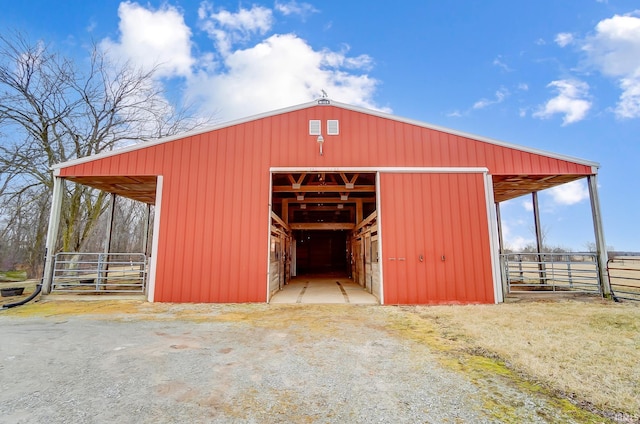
xmin=98 ymin=193 xmax=116 ymax=290
xmin=532 ymin=191 xmax=545 ymax=284
xmin=496 ymin=203 xmax=504 ymax=254
xmin=42 ymin=176 xmax=64 ymax=294
xmin=496 ymin=202 xmax=507 ymax=296
xmin=104 ymin=193 xmax=116 ymax=254
xmin=587 ymin=174 xmax=611 ymax=297
xmin=143 ymin=203 xmax=151 ymax=256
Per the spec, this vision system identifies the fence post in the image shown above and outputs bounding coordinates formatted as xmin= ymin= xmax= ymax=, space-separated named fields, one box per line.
xmin=517 ymin=254 xmax=523 ymax=281
xmin=97 ymin=253 xmax=104 ymax=290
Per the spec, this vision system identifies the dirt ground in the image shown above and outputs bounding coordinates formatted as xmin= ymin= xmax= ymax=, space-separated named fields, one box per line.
xmin=0 ymin=300 xmax=612 ymax=423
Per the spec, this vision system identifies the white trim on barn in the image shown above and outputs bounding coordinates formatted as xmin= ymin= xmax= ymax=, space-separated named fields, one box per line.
xmin=266 ymin=172 xmax=275 ymax=303
xmin=375 ymin=171 xmax=385 ymax=305
xmin=271 ymin=166 xmax=490 ymax=174
xmin=146 ymin=175 xmax=164 ymax=302
xmin=485 ymin=173 xmax=503 ymax=304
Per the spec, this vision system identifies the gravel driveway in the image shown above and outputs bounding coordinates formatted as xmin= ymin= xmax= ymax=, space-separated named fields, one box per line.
xmin=0 ymin=302 xmax=588 ymax=423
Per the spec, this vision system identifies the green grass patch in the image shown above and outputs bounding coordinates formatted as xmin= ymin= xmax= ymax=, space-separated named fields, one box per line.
xmin=0 ymin=270 xmax=28 ymax=282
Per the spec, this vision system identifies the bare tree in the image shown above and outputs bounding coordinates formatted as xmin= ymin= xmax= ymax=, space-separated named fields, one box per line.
xmin=0 ymin=32 xmax=205 ymax=277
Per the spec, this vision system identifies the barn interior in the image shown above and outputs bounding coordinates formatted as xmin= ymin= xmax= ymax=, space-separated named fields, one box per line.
xmin=269 ymin=172 xmax=380 ymax=302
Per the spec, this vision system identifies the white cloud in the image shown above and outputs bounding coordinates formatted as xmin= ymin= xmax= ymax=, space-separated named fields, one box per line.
xmin=186 ymin=33 xmax=385 ymax=120
xmin=522 ymin=200 xmax=533 ymax=211
xmin=548 ymin=180 xmax=589 ymax=205
xmin=508 ymin=236 xmax=535 ymax=251
xmin=322 ymin=45 xmax=373 ymax=70
xmin=198 ymin=3 xmax=273 ymax=55
xmin=493 ymin=56 xmax=512 ymax=72
xmin=582 ymin=11 xmax=640 ymax=118
xmin=518 ymin=83 xmax=529 ymax=91
xmin=101 ymin=2 xmax=385 ymax=122
xmin=473 ymin=87 xmax=509 ymax=109
xmin=616 ymin=76 xmax=640 ymax=118
xmin=555 ymin=32 xmax=574 ymax=47
xmin=533 ymin=79 xmax=591 ymax=125
xmin=275 ymin=1 xmax=319 ymax=17
xmin=502 ymin=222 xmax=534 ymax=251
xmin=100 ymin=2 xmax=193 ymax=78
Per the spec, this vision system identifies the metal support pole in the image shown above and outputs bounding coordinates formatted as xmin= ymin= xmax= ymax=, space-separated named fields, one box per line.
xmin=42 ymin=176 xmax=64 ymax=294
xmin=532 ymin=192 xmax=546 ymax=284
xmin=142 ymin=203 xmax=151 ymax=256
xmin=496 ymin=202 xmax=508 ymax=296
xmin=104 ymin=193 xmax=116 ymax=254
xmin=99 ymin=193 xmax=116 ymax=290
xmin=496 ymin=202 xmax=504 ymax=254
xmin=587 ymin=175 xmax=611 ymax=297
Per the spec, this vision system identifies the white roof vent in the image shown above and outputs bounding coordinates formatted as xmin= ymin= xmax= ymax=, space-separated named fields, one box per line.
xmin=327 ymin=120 xmax=339 ymax=135
xmin=309 ymin=120 xmax=321 ymax=136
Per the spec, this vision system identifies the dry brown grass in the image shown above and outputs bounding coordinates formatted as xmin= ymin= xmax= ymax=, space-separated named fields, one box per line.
xmin=410 ymin=299 xmax=640 ymax=420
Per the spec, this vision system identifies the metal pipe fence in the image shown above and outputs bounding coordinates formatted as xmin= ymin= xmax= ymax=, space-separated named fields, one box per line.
xmin=607 ymin=256 xmax=640 ymax=302
xmin=501 ymin=252 xmax=601 ymax=294
xmin=51 ymin=252 xmax=147 ymax=294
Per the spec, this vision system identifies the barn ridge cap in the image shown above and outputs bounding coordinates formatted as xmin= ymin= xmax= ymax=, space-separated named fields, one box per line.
xmin=51 ymin=98 xmax=599 ymax=172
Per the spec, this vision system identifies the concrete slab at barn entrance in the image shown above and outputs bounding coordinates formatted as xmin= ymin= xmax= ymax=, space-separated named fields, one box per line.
xmin=270 ymin=277 xmax=379 ymax=304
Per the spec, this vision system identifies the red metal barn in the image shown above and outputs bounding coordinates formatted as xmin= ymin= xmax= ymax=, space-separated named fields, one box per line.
xmin=43 ymin=99 xmax=608 ymax=304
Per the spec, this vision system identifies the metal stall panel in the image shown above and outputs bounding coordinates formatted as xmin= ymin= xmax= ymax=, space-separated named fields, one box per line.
xmin=380 ymin=172 xmax=495 ymax=304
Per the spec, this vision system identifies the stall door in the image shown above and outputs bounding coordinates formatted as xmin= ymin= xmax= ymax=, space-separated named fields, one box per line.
xmin=380 ymin=172 xmax=495 ymax=304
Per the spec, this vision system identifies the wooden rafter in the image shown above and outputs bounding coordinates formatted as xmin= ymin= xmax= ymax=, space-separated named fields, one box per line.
xmin=289 ymin=173 xmax=307 ymax=189
xmin=339 ymin=173 xmax=359 ymax=185
xmin=290 ymin=223 xmax=355 ymax=230
xmin=272 ymin=185 xmax=375 ymax=193
xmin=286 ymin=197 xmax=375 ymax=204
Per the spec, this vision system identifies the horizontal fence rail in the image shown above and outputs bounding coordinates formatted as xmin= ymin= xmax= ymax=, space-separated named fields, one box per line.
xmin=607 ymin=256 xmax=640 ymax=302
xmin=51 ymin=252 xmax=147 ymax=294
xmin=501 ymin=252 xmax=601 ymax=294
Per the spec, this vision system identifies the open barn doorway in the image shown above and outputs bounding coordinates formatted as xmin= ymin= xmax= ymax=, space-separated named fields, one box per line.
xmin=294 ymin=230 xmax=348 ymax=276
xmin=269 ymin=170 xmax=380 ymax=303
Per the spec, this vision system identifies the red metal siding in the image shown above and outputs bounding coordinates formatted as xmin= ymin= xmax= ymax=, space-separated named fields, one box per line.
xmin=56 ymin=104 xmax=590 ymax=303
xmin=60 ymin=122 xmax=272 ymax=302
xmin=258 ymin=106 xmax=593 ymax=175
xmin=380 ymin=173 xmax=494 ymax=304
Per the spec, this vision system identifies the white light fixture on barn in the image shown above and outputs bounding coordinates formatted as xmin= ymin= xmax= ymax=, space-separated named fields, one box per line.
xmin=317 ymin=135 xmax=324 ymax=156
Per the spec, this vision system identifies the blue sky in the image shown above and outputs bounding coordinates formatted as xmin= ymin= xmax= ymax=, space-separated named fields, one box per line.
xmin=2 ymin=0 xmax=639 ymax=251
